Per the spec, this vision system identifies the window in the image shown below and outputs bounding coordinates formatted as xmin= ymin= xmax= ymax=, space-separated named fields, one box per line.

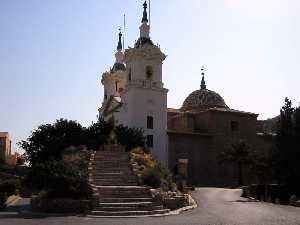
xmin=231 ymin=121 xmax=239 ymax=132
xmin=115 ymin=81 xmax=118 ymax=92
xmin=128 ymin=69 xmax=132 ymax=81
xmin=104 ymin=90 xmax=108 ymax=100
xmin=0 ymin=139 xmax=3 ymax=152
xmin=147 ymin=116 xmax=153 ymax=129
xmin=147 ymin=135 xmax=153 ymax=147
xmin=145 ymin=66 xmax=153 ymax=80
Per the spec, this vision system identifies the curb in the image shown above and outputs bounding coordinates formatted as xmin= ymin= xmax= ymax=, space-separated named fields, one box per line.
xmin=168 ymin=194 xmax=198 ymax=215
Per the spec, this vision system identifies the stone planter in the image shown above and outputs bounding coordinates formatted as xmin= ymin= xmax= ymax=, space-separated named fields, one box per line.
xmin=163 ymin=195 xmax=188 ymax=210
xmin=31 ymin=196 xmax=91 ymax=214
xmin=150 ymin=189 xmax=189 ymax=210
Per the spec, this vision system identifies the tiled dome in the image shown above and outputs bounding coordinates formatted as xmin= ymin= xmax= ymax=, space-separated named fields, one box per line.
xmin=181 ymin=74 xmax=228 ymax=111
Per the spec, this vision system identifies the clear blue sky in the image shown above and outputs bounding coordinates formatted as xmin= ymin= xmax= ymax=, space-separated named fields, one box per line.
xmin=1 ymin=0 xmax=299 ymax=153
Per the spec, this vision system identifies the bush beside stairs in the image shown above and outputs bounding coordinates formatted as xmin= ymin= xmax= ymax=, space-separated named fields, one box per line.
xmin=88 ymin=145 xmax=170 ymax=217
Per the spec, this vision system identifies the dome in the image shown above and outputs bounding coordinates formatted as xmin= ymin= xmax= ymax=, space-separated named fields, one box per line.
xmin=181 ymin=74 xmax=228 ymax=111
xmin=111 ymin=62 xmax=126 ymax=73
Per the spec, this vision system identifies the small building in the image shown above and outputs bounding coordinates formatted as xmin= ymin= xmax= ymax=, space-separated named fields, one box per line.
xmin=0 ymin=132 xmax=17 ymax=165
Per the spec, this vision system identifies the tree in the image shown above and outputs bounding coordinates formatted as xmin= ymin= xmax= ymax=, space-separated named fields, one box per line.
xmin=275 ymin=98 xmax=295 ymax=184
xmin=250 ymin=151 xmax=273 ymax=184
xmin=115 ymin=125 xmax=146 ymax=151
xmin=18 ymin=119 xmax=86 ymax=165
xmin=218 ymin=139 xmax=252 ymax=186
xmin=86 ymin=117 xmax=113 ymax=150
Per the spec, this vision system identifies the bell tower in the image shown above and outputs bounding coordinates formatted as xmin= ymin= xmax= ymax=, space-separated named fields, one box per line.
xmin=99 ymin=30 xmax=126 ymax=119
xmin=119 ymin=1 xmax=168 ymax=165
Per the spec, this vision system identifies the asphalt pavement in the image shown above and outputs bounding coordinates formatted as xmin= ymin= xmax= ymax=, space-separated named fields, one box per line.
xmin=1 ymin=188 xmax=300 ymax=225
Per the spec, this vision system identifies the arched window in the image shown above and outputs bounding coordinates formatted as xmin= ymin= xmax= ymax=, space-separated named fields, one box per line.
xmin=147 ymin=116 xmax=153 ymax=129
xmin=128 ymin=68 xmax=132 ymax=81
xmin=115 ymin=81 xmax=118 ymax=92
xmin=145 ymin=66 xmax=153 ymax=80
xmin=104 ymin=90 xmax=108 ymax=100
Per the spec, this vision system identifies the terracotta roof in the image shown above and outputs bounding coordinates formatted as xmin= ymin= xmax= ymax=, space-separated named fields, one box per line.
xmin=207 ymin=107 xmax=258 ymax=116
xmin=167 ymin=108 xmax=181 ymax=113
xmin=167 ymin=129 xmax=212 ymax=136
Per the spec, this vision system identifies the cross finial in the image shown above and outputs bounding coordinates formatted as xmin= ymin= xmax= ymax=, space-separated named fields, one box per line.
xmin=201 ymin=66 xmax=207 ymax=90
xmin=117 ymin=27 xmax=122 ymax=51
xmin=142 ymin=1 xmax=148 ymax=23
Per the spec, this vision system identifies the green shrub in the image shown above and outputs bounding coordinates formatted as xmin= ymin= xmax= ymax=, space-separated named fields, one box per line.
xmin=130 ymin=149 xmax=176 ymax=190
xmin=18 ymin=119 xmax=87 ymax=166
xmin=0 ymin=179 xmax=20 ymax=196
xmin=131 ymin=147 xmax=145 ymax=155
xmin=27 ymin=160 xmax=91 ymax=199
xmin=141 ymin=166 xmax=162 ymax=188
xmin=115 ymin=125 xmax=145 ymax=151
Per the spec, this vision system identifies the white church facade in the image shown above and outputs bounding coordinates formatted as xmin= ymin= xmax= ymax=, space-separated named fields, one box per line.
xmin=99 ymin=1 xmax=168 ymax=165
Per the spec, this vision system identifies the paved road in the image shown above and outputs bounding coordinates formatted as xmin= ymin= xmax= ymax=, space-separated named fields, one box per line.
xmin=1 ymin=188 xmax=300 ymax=225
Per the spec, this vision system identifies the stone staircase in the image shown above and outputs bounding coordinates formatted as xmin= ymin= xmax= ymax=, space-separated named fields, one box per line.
xmin=88 ymin=145 xmax=170 ymax=217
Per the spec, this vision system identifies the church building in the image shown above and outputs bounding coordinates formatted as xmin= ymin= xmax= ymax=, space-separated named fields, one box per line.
xmin=99 ymin=1 xmax=273 ymax=186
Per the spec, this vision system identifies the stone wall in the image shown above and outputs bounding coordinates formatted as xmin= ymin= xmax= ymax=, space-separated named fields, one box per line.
xmin=168 ymin=131 xmax=215 ymax=186
xmin=31 ymin=196 xmax=91 ymax=213
xmin=167 ymin=109 xmax=274 ymax=187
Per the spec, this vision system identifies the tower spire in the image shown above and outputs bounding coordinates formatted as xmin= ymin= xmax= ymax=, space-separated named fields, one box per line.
xmin=142 ymin=1 xmax=148 ymax=23
xmin=117 ymin=28 xmax=122 ymax=51
xmin=201 ymin=67 xmax=207 ymax=90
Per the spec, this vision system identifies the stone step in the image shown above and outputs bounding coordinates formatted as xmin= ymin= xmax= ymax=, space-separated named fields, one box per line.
xmin=93 ymin=164 xmax=130 ymax=167
xmin=89 ymin=209 xmax=170 ymax=217
xmin=93 ymin=180 xmax=137 ymax=184
xmin=93 ymin=180 xmax=137 ymax=185
xmin=92 ymin=176 xmax=136 ymax=181
xmin=92 ymin=163 xmax=130 ymax=166
xmin=93 ymin=170 xmax=132 ymax=173
xmin=98 ymin=201 xmax=157 ymax=208
xmin=89 ymin=148 xmax=169 ymax=217
xmin=94 ymin=157 xmax=128 ymax=160
xmin=95 ymin=153 xmax=128 ymax=157
xmin=93 ymin=181 xmax=137 ymax=185
xmin=97 ymin=187 xmax=151 ymax=198
xmin=94 ymin=157 xmax=128 ymax=159
xmin=93 ymin=167 xmax=131 ymax=170
xmin=95 ymin=205 xmax=163 ymax=212
xmin=93 ymin=170 xmax=132 ymax=174
xmin=100 ymin=198 xmax=153 ymax=203
xmin=92 ymin=174 xmax=136 ymax=180
xmin=92 ymin=167 xmax=132 ymax=171
xmin=95 ymin=183 xmax=138 ymax=186
xmin=98 ymin=193 xmax=151 ymax=198
xmin=93 ymin=162 xmax=129 ymax=164
xmin=92 ymin=173 xmax=126 ymax=177
xmin=97 ymin=186 xmax=150 ymax=192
